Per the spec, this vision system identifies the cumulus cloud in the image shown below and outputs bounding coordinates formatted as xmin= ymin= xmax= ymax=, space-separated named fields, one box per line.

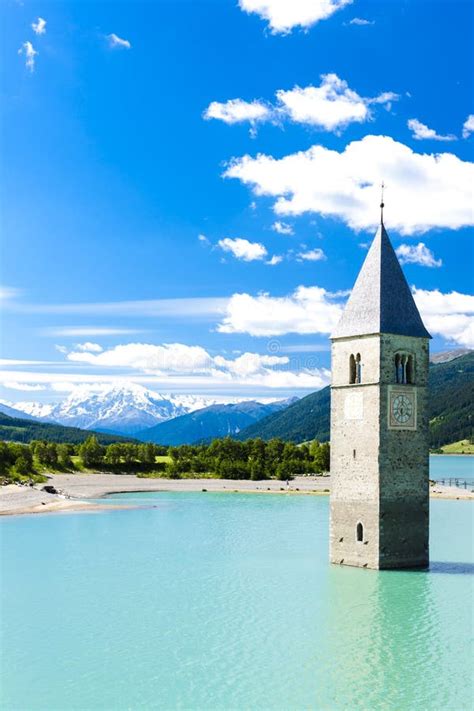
xmin=218 ymin=286 xmax=344 ymax=336
xmin=18 ymin=41 xmax=37 ymax=71
xmin=297 ymin=248 xmax=326 ymax=261
xmin=107 ymin=33 xmax=131 ymax=49
xmin=462 ymin=114 xmax=474 ymax=139
xmin=67 ymin=342 xmax=214 ymax=374
xmin=272 ymin=221 xmax=294 ymax=235
xmin=217 ymin=283 xmax=474 ymax=347
xmin=224 ymin=134 xmax=474 ymax=235
xmin=408 ymin=118 xmax=456 ymax=142
xmin=218 ymin=237 xmax=268 ymax=261
xmin=412 ymin=288 xmax=474 ymax=348
xmin=395 ymin=243 xmax=442 ymax=268
xmin=204 ymin=99 xmax=271 ymax=126
xmin=275 ymin=75 xmax=397 ymax=131
xmin=60 ymin=341 xmax=329 ymax=389
xmin=238 ymin=0 xmax=352 ymax=34
xmin=205 ymin=74 xmax=398 ymax=133
xmin=32 ymin=17 xmax=46 ymax=34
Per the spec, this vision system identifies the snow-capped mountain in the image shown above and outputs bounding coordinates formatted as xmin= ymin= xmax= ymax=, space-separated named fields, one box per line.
xmin=8 ymin=384 xmax=218 ymax=436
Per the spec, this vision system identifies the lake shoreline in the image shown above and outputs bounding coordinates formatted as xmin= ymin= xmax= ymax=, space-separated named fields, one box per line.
xmin=1 ymin=472 xmax=473 ymax=517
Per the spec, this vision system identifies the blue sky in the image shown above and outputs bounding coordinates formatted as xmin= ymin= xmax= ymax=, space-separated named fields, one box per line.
xmin=1 ymin=0 xmax=473 ymax=403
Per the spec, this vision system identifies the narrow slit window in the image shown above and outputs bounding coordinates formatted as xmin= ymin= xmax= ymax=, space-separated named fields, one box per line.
xmin=406 ymin=355 xmax=414 ymax=384
xmin=401 ymin=355 xmax=407 ymax=384
xmin=356 ymin=522 xmax=363 ymax=542
xmin=395 ymin=354 xmax=401 ymax=383
xmin=349 ymin=354 xmax=356 ymax=384
xmin=356 ymin=354 xmax=362 ymax=384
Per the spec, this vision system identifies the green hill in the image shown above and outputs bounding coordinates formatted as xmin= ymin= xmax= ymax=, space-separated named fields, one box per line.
xmin=428 ymin=351 xmax=473 ymax=448
xmin=0 ymin=413 xmax=138 ymax=445
xmin=237 ymin=387 xmax=330 ymax=443
xmin=237 ymin=352 xmax=473 ymax=447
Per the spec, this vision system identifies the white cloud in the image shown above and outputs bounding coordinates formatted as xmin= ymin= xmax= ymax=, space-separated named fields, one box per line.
xmin=43 ymin=327 xmax=143 ymax=337
xmin=207 ymin=74 xmax=398 ymax=133
xmin=395 ymin=243 xmax=442 ymax=268
xmin=204 ymin=99 xmax=271 ymax=125
xmin=0 ymin=286 xmax=21 ymax=302
xmin=349 ymin=17 xmax=374 ymax=25
xmin=67 ymin=342 xmax=214 ymax=374
xmin=224 ymin=134 xmax=474 ymax=235
xmin=218 ymin=286 xmax=344 ymax=336
xmin=272 ymin=221 xmax=294 ymax=235
xmin=10 ymin=296 xmax=228 ymax=318
xmin=266 ymin=255 xmax=283 ymax=265
xmin=408 ymin=118 xmax=456 ymax=142
xmin=297 ymin=248 xmax=326 ymax=261
xmin=218 ymin=237 xmax=268 ymax=261
xmin=217 ymin=284 xmax=474 ymax=347
xmin=57 ymin=342 xmax=329 ymax=389
xmin=462 ymin=114 xmax=474 ymax=139
xmin=32 ymin=17 xmax=46 ymax=34
xmin=18 ymin=41 xmax=37 ymax=71
xmin=198 ymin=233 xmax=210 ymax=244
xmin=412 ymin=288 xmax=474 ymax=347
xmin=3 ymin=382 xmax=47 ymax=392
xmin=238 ymin=0 xmax=352 ymax=34
xmin=74 ymin=342 xmax=104 ymax=353
xmin=107 ymin=33 xmax=131 ymax=49
xmin=276 ymin=74 xmax=387 ymax=131
xmin=214 ymin=352 xmax=288 ymax=377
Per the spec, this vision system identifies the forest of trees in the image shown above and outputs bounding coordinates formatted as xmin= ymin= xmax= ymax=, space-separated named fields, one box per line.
xmin=167 ymin=437 xmax=329 ymax=480
xmin=0 ymin=435 xmax=330 ymax=484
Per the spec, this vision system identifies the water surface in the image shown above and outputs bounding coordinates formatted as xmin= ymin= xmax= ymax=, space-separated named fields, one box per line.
xmin=429 ymin=454 xmax=474 ymax=482
xmin=1 ymin=493 xmax=473 ymax=710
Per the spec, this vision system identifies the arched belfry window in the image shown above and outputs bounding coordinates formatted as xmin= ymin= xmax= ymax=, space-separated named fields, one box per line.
xmin=356 ymin=522 xmax=364 ymax=542
xmin=395 ymin=353 xmax=415 ymax=384
xmin=349 ymin=354 xmax=356 ymax=384
xmin=356 ymin=354 xmax=362 ymax=384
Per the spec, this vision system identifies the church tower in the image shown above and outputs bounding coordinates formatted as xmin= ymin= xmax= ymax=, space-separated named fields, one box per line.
xmin=329 ymin=202 xmax=431 ymax=570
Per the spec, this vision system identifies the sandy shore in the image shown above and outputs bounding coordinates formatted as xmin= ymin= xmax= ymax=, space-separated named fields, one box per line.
xmin=1 ymin=473 xmax=472 ymax=516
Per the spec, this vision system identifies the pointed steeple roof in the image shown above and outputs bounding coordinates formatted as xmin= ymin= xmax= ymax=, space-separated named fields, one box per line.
xmin=331 ymin=222 xmax=431 ymax=340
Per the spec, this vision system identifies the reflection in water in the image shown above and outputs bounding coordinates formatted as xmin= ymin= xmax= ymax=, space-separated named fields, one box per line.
xmin=317 ymin=564 xmax=467 ymax=710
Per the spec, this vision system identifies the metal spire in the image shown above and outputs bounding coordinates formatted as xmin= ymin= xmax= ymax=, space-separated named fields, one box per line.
xmin=380 ymin=181 xmax=385 ymax=224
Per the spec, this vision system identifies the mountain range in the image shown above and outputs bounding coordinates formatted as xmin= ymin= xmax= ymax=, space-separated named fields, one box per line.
xmin=138 ymin=398 xmax=297 ymax=445
xmin=2 ymin=384 xmax=219 ymax=436
xmin=0 ymin=350 xmax=471 ymax=447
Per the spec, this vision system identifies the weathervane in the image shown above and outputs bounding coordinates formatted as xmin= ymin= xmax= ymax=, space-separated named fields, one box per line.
xmin=380 ymin=181 xmax=385 ymax=224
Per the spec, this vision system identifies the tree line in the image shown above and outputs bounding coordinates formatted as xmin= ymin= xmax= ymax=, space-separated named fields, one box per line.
xmin=0 ymin=435 xmax=330 ymax=484
xmin=167 ymin=437 xmax=330 ymax=480
xmin=0 ymin=437 xmax=167 ymax=484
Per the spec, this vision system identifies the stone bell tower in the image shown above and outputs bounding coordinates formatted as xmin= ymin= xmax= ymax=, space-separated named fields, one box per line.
xmin=329 ymin=200 xmax=431 ymax=570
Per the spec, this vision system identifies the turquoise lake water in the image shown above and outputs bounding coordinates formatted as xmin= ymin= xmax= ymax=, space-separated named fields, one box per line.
xmin=1 ymin=486 xmax=473 ymax=710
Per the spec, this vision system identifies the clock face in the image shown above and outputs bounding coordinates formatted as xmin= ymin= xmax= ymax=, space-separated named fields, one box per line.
xmin=392 ymin=394 xmax=413 ymax=423
xmin=388 ymin=388 xmax=417 ymax=429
